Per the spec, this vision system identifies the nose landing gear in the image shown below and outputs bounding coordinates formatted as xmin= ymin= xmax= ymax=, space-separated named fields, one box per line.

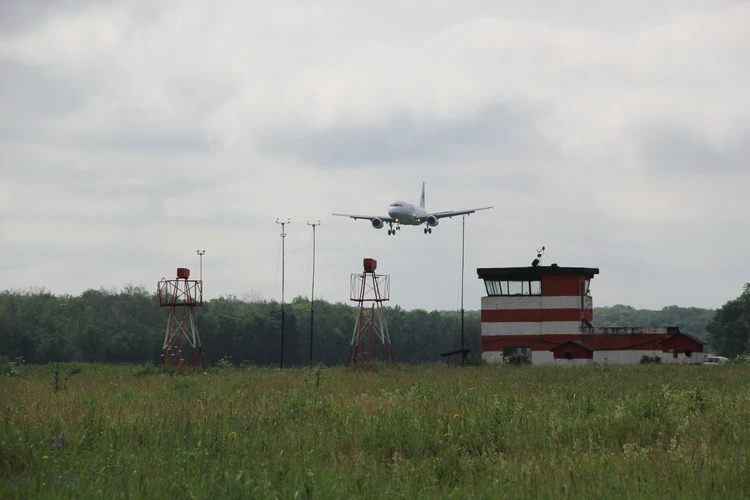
xmin=423 ymin=227 xmax=432 ymax=234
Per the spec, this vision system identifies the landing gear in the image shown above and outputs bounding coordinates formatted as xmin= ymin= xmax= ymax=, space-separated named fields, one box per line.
xmin=387 ymin=223 xmax=401 ymax=236
xmin=424 ymin=227 xmax=432 ymax=234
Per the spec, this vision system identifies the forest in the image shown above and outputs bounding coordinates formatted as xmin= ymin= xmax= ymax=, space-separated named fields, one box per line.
xmin=1 ymin=285 xmax=739 ymax=366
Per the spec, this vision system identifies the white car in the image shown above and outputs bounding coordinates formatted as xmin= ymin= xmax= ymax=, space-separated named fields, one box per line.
xmin=703 ymin=356 xmax=728 ymax=364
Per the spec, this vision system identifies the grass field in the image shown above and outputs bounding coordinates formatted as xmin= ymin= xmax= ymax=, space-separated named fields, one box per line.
xmin=1 ymin=362 xmax=749 ymax=499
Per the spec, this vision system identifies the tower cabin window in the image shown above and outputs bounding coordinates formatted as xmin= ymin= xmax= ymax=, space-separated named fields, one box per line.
xmin=485 ymin=280 xmax=541 ymax=296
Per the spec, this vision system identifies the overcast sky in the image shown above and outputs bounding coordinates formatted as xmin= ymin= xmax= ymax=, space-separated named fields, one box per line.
xmin=1 ymin=0 xmax=748 ymax=312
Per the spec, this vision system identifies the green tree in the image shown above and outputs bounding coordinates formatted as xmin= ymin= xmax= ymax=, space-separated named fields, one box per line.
xmin=707 ymin=284 xmax=750 ymax=358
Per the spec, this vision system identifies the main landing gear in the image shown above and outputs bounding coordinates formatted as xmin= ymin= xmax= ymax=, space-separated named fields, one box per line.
xmin=387 ymin=223 xmax=401 ymax=236
xmin=423 ymin=227 xmax=432 ymax=234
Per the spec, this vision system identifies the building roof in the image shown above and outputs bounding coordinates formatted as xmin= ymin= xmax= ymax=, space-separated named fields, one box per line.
xmin=477 ymin=265 xmax=600 ymax=281
xmin=550 ymin=340 xmax=595 ymax=352
xmin=439 ymin=348 xmax=472 ymax=357
xmin=663 ymin=332 xmax=706 ymax=345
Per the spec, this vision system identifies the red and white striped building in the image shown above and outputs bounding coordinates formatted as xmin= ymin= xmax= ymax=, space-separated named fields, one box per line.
xmin=477 ymin=265 xmax=704 ymax=364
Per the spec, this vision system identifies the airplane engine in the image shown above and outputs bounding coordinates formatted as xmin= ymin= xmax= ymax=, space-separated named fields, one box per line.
xmin=426 ymin=215 xmax=439 ymax=227
xmin=371 ymin=218 xmax=384 ymax=229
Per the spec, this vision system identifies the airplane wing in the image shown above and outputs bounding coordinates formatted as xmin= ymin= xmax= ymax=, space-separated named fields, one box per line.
xmin=430 ymin=206 xmax=494 ymax=220
xmin=332 ymin=213 xmax=395 ymax=222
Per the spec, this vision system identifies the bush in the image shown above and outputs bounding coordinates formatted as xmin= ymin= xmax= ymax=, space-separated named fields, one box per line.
xmin=213 ymin=356 xmax=233 ymax=369
xmin=640 ymin=355 xmax=662 ymax=364
xmin=730 ymin=354 xmax=750 ymax=364
xmin=0 ymin=356 xmax=24 ymax=377
xmin=465 ymin=355 xmax=485 ymax=367
xmin=132 ymin=362 xmax=159 ymax=377
xmin=68 ymin=364 xmax=86 ymax=376
xmin=505 ymin=354 xmax=531 ymax=365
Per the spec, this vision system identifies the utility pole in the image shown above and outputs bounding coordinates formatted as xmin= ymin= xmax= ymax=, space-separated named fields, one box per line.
xmin=461 ymin=215 xmax=466 ymax=365
xmin=196 ymin=250 xmax=206 ymax=282
xmin=276 ymin=218 xmax=290 ymax=369
xmin=307 ymin=220 xmax=321 ymax=366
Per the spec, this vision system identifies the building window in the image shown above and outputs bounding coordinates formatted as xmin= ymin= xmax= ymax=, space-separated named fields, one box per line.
xmin=523 ymin=281 xmax=542 ymax=295
xmin=484 ymin=280 xmax=541 ymax=296
xmin=565 ymin=351 xmax=573 ymax=360
xmin=485 ymin=281 xmax=503 ymax=295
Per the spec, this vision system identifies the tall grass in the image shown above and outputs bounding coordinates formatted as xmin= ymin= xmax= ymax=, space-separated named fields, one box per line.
xmin=1 ymin=362 xmax=749 ymax=498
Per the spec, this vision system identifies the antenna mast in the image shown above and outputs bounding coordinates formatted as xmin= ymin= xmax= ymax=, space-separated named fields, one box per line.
xmin=307 ymin=220 xmax=321 ymax=365
xmin=276 ymin=218 xmax=290 ymax=369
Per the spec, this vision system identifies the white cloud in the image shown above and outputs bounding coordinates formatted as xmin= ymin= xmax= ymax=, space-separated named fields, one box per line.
xmin=1 ymin=0 xmax=748 ymax=312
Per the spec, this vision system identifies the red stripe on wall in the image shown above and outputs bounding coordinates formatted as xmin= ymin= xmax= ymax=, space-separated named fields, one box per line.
xmin=481 ymin=334 xmax=674 ymax=352
xmin=482 ymin=309 xmax=593 ymax=323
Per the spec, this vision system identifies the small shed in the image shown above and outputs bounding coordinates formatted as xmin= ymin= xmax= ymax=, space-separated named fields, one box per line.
xmin=661 ymin=333 xmax=705 ymax=363
xmin=440 ymin=348 xmax=471 ymax=366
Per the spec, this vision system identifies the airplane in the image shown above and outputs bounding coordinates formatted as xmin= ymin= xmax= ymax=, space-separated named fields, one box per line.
xmin=333 ymin=182 xmax=493 ymax=235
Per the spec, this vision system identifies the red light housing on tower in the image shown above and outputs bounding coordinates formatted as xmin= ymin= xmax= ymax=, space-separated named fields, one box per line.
xmin=363 ymin=258 xmax=377 ymax=273
xmin=177 ymin=268 xmax=190 ymax=279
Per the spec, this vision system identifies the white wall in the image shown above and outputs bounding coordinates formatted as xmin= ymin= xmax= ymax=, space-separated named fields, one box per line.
xmin=482 ymin=351 xmax=504 ymax=363
xmin=482 ymin=296 xmax=591 ymax=310
xmin=531 ymin=350 xmax=555 ymax=364
xmin=592 ymin=326 xmax=672 ymax=334
xmin=593 ymin=350 xmax=662 ymax=364
xmin=483 ymin=348 xmax=704 ymax=365
xmin=661 ymin=352 xmax=703 ymax=364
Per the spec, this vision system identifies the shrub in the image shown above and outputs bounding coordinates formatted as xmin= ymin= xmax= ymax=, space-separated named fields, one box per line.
xmin=640 ymin=355 xmax=662 ymax=364
xmin=505 ymin=354 xmax=531 ymax=365
xmin=466 ymin=355 xmax=485 ymax=367
xmin=68 ymin=364 xmax=86 ymax=376
xmin=1 ymin=356 xmax=24 ymax=377
xmin=132 ymin=362 xmax=159 ymax=377
xmin=730 ymin=354 xmax=750 ymax=364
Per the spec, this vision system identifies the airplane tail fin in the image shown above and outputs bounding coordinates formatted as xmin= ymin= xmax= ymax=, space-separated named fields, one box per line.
xmin=420 ymin=182 xmax=425 ymax=209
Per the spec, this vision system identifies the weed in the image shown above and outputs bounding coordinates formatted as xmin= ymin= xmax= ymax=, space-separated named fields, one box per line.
xmin=0 ymin=356 xmax=25 ymax=377
xmin=67 ymin=364 xmax=85 ymax=376
xmin=131 ymin=362 xmax=159 ymax=377
xmin=0 ymin=363 xmax=748 ymax=498
xmin=52 ymin=364 xmax=67 ymax=393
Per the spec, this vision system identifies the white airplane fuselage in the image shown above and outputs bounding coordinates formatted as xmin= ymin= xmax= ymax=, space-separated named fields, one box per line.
xmin=388 ymin=201 xmax=428 ymax=225
xmin=332 ymin=182 xmax=493 ymax=235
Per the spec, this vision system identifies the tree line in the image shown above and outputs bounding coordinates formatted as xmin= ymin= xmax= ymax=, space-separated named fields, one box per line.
xmin=1 ymin=284 xmax=747 ymax=365
xmin=0 ymin=286 xmax=480 ymax=366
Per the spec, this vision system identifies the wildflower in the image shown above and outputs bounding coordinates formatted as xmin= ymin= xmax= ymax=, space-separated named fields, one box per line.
xmin=453 ymin=413 xmax=459 ymax=419
xmin=197 ymin=399 xmax=202 ymax=404
xmin=444 ymin=433 xmax=450 ymax=437
xmin=227 ymin=431 xmax=237 ymax=437
xmin=43 ymin=456 xmax=49 ymax=460
xmin=50 ymin=433 xmax=64 ymax=449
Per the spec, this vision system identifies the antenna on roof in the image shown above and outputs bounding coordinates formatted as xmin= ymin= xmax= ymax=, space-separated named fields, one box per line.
xmin=531 ymin=245 xmax=545 ymax=267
